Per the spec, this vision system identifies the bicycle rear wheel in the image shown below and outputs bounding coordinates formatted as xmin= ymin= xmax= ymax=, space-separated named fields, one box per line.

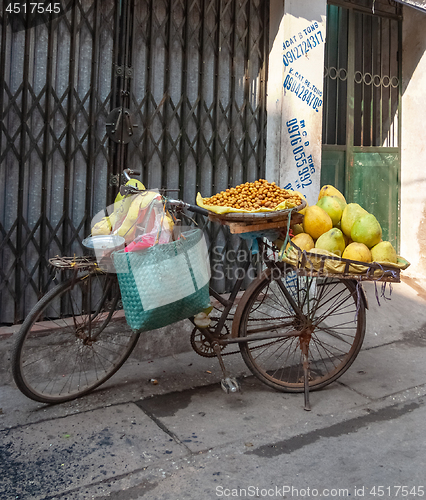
xmin=12 ymin=272 xmax=139 ymax=403
xmin=235 ymin=265 xmax=366 ymax=392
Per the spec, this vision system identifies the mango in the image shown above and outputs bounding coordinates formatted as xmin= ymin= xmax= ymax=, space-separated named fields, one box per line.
xmin=315 ymin=228 xmax=346 ymax=256
xmin=316 ymin=196 xmax=345 ymax=226
xmin=292 ymin=223 xmax=304 ymax=236
xmin=351 ymin=213 xmax=382 ymax=248
xmin=371 ymin=241 xmax=397 ymax=264
xmin=342 ymin=242 xmax=372 ymax=263
xmin=340 ymin=203 xmax=368 ymax=237
xmin=336 ymin=221 xmax=352 ymax=246
xmin=298 ymin=197 xmax=308 ymax=216
xmin=303 ymin=205 xmax=333 ymax=240
xmin=318 ymin=185 xmax=346 ymax=204
xmin=288 ymin=232 xmax=315 ymax=252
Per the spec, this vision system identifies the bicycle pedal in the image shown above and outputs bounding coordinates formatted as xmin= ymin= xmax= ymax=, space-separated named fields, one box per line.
xmin=221 ymin=377 xmax=240 ymax=394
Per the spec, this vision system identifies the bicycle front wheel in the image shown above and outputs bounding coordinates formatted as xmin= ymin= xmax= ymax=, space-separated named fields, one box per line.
xmin=12 ymin=272 xmax=139 ymax=404
xmin=235 ymin=265 xmax=366 ymax=392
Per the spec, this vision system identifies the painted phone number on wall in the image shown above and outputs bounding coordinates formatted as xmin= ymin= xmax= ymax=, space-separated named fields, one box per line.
xmin=283 ymin=74 xmax=323 ymax=112
xmin=282 ymin=23 xmax=324 ymax=67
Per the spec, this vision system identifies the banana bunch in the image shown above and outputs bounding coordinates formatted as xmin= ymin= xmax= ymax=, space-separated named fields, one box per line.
xmin=91 ymin=179 xmax=176 ymax=245
xmin=91 ymin=217 xmax=112 ymax=235
xmin=91 ymin=179 xmax=146 ymax=236
xmin=113 ymin=190 xmax=160 ymax=242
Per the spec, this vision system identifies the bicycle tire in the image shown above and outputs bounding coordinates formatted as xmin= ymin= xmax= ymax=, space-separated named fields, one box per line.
xmin=12 ymin=272 xmax=139 ymax=403
xmin=235 ymin=265 xmax=366 ymax=392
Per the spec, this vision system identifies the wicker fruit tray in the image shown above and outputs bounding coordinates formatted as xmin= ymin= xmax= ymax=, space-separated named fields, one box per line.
xmin=282 ymin=242 xmax=409 ymax=283
xmin=207 ymin=200 xmax=306 ymax=234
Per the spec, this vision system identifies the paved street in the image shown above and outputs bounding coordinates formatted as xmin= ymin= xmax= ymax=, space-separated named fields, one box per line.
xmin=1 ymin=278 xmax=426 ymax=500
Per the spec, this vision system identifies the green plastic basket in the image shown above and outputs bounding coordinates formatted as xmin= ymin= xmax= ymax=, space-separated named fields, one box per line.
xmin=113 ymin=228 xmax=211 ymax=332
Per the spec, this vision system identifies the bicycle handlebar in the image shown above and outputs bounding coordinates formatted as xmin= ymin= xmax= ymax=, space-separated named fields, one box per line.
xmin=166 ymin=199 xmax=209 ymax=217
xmin=187 ymin=204 xmax=209 ymax=217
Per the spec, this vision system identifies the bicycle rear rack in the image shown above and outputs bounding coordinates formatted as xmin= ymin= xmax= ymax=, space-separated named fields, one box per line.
xmin=49 ymin=256 xmax=99 ymax=271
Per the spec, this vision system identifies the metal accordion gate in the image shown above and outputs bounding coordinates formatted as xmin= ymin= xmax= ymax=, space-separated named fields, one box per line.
xmin=0 ymin=0 xmax=269 ymax=324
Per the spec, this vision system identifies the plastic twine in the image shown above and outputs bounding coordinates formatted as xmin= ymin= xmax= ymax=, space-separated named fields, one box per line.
xmin=367 ymin=262 xmax=393 ymax=307
xmin=278 ymin=210 xmax=294 ymax=261
xmin=374 ymin=280 xmax=393 ymax=307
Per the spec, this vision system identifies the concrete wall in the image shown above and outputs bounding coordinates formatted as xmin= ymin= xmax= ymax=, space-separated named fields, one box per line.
xmin=266 ymin=0 xmax=327 ymax=205
xmin=400 ymin=6 xmax=426 ymax=280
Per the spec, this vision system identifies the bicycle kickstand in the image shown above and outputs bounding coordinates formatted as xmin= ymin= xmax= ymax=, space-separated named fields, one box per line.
xmin=211 ymin=342 xmax=240 ymax=394
xmin=302 ymin=351 xmax=311 ymax=411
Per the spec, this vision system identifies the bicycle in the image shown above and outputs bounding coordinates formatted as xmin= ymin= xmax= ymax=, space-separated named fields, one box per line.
xmin=11 ymin=170 xmax=368 ymax=410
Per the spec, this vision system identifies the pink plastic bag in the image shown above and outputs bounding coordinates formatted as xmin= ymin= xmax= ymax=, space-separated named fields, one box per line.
xmin=125 ymin=226 xmax=171 ymax=252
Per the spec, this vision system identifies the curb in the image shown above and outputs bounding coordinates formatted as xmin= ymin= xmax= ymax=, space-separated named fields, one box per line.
xmin=0 ymin=320 xmax=196 ymax=387
xmin=0 ymin=291 xmax=241 ymax=387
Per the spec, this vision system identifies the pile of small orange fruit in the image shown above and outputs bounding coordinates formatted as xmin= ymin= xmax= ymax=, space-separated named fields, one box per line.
xmin=203 ymin=179 xmax=303 ymax=211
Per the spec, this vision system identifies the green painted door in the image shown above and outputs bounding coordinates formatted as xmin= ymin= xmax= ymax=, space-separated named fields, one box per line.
xmin=351 ymin=152 xmax=399 ymax=247
xmin=321 ymin=1 xmax=401 ymax=250
xmin=320 ymin=150 xmax=345 ymax=195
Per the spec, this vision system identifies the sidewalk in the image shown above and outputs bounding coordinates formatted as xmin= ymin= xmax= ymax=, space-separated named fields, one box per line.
xmin=1 ymin=277 xmax=426 ymax=499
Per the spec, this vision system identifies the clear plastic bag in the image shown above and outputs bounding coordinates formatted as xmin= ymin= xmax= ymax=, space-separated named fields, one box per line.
xmin=86 ymin=191 xmax=174 ymax=269
xmin=125 ymin=206 xmax=173 ymax=252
